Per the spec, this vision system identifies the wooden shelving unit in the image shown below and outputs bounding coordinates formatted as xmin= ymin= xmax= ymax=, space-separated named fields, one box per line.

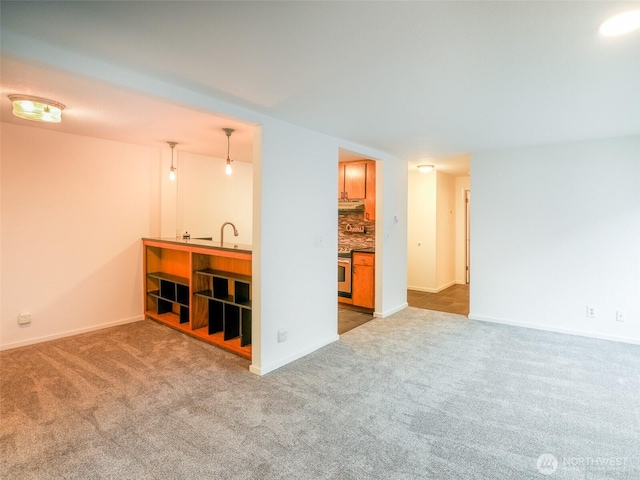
xmin=143 ymin=239 xmax=252 ymax=359
xmin=193 ymin=268 xmax=252 ymax=348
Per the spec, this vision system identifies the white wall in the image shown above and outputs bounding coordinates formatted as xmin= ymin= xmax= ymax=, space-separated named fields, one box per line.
xmin=161 ymin=150 xmax=253 ymax=244
xmin=376 ymin=150 xmax=408 ymax=318
xmin=0 ymin=123 xmax=160 ymax=349
xmin=251 ymin=121 xmax=339 ymax=374
xmin=470 ymin=135 xmax=640 ymax=344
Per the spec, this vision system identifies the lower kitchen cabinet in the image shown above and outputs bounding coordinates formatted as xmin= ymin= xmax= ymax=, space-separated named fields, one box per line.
xmin=352 ymin=252 xmax=375 ymax=309
xmin=143 ymin=239 xmax=252 ymax=359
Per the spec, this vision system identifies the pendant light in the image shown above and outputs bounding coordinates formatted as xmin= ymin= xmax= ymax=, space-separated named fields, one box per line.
xmin=9 ymin=94 xmax=66 ymax=123
xmin=223 ymin=128 xmax=235 ymax=175
xmin=168 ymin=141 xmax=177 ymax=181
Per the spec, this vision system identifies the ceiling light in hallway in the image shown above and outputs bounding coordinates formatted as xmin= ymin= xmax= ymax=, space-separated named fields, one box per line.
xmin=417 ymin=165 xmax=434 ymax=173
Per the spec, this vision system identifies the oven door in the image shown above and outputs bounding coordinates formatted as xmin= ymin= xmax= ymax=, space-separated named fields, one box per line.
xmin=338 ymin=258 xmax=352 ymax=297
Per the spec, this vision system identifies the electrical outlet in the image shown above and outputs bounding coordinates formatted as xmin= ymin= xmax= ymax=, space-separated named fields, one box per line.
xmin=586 ymin=305 xmax=597 ymax=318
xmin=277 ymin=328 xmax=288 ymax=343
xmin=18 ymin=312 xmax=32 ymax=325
xmin=616 ymin=311 xmax=625 ymax=322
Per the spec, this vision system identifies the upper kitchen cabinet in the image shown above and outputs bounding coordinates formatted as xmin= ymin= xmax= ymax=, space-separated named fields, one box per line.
xmin=339 ymin=162 xmax=367 ymax=200
xmin=364 ymin=161 xmax=375 ymax=221
xmin=338 ymin=160 xmax=376 ymax=221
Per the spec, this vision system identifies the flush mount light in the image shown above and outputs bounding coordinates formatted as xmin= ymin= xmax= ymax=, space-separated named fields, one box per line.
xmin=600 ymin=10 xmax=640 ymax=36
xmin=223 ymin=128 xmax=235 ymax=175
xmin=9 ymin=94 xmax=65 ymax=123
xmin=417 ymin=165 xmax=434 ymax=173
xmin=168 ymin=141 xmax=177 ymax=181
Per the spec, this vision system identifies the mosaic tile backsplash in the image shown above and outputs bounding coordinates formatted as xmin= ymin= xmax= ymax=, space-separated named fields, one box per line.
xmin=338 ymin=210 xmax=376 ymax=250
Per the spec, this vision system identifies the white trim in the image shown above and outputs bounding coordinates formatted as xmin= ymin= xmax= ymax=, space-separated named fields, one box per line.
xmin=407 ymin=281 xmax=456 ymax=294
xmin=374 ymin=302 xmax=408 ymax=318
xmin=469 ymin=314 xmax=640 ymax=346
xmin=249 ymin=333 xmax=340 ymax=376
xmin=0 ymin=315 xmax=145 ymax=351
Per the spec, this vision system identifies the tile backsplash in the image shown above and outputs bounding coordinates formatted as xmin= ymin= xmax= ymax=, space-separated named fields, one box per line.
xmin=338 ymin=210 xmax=375 ymax=250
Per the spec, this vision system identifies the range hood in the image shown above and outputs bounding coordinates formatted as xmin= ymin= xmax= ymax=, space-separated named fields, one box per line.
xmin=338 ymin=199 xmax=365 ymax=210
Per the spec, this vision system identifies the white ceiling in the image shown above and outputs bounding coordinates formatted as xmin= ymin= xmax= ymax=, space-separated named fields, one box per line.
xmin=1 ymin=1 xmax=639 ymax=175
xmin=0 ymin=58 xmax=257 ymax=163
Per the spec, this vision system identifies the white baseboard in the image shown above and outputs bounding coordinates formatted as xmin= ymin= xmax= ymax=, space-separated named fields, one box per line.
xmin=374 ymin=302 xmax=408 ymax=318
xmin=407 ymin=281 xmax=456 ymax=294
xmin=469 ymin=314 xmax=640 ymax=346
xmin=0 ymin=315 xmax=145 ymax=351
xmin=249 ymin=333 xmax=340 ymax=376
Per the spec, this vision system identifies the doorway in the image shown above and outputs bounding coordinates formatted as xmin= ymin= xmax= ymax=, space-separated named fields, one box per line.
xmin=406 ymin=162 xmax=470 ymax=316
xmin=337 ymin=150 xmax=377 ymax=333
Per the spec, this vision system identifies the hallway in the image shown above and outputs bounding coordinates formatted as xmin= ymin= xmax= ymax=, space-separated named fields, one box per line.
xmin=407 ymin=284 xmax=469 ymax=315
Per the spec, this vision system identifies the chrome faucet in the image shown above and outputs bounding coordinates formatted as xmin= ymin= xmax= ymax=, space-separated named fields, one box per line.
xmin=220 ymin=222 xmax=239 ymax=246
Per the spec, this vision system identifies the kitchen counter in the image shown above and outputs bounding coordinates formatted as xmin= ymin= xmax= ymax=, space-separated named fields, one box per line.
xmin=142 ymin=237 xmax=252 ymax=255
xmin=143 ymin=237 xmax=252 ymax=262
xmin=351 ymin=247 xmax=375 ymax=254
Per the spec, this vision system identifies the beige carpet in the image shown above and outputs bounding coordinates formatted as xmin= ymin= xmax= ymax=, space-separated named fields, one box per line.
xmin=1 ymin=308 xmax=639 ymax=479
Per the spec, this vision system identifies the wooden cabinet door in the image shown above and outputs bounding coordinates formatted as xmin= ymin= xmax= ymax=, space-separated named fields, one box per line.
xmin=352 ymin=253 xmax=374 ymax=308
xmin=344 ymin=162 xmax=366 ymax=199
xmin=364 ymin=160 xmax=376 ymax=220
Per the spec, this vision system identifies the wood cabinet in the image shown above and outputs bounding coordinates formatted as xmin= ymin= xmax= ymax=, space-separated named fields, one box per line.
xmin=343 ymin=162 xmax=367 ymax=199
xmin=338 ymin=160 xmax=375 ymax=220
xmin=364 ymin=160 xmax=376 ymax=221
xmin=338 ymin=162 xmax=367 ymax=200
xmin=352 ymin=252 xmax=375 ymax=309
xmin=143 ymin=239 xmax=252 ymax=359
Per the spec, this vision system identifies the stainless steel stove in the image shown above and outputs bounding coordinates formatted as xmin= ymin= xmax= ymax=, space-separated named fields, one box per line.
xmin=338 ymin=247 xmax=352 ymax=297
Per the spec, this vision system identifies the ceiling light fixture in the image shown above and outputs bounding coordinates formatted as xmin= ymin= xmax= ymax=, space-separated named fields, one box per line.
xmin=223 ymin=128 xmax=235 ymax=175
xmin=9 ymin=94 xmax=65 ymax=123
xmin=417 ymin=165 xmax=434 ymax=173
xmin=168 ymin=141 xmax=177 ymax=181
xmin=600 ymin=9 xmax=640 ymax=36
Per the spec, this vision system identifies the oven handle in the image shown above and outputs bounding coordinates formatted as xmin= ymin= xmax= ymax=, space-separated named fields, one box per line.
xmin=338 ymin=259 xmax=351 ymax=264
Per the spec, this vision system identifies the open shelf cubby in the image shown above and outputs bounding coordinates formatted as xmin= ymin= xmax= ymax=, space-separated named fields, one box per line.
xmin=146 ymin=270 xmax=190 ymax=324
xmin=193 ymin=268 xmax=252 ymax=348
